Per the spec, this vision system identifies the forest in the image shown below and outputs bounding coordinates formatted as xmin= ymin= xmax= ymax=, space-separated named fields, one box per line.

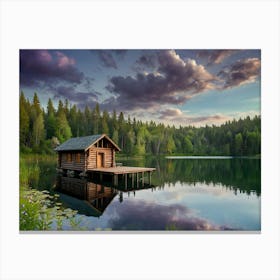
xmin=20 ymin=92 xmax=261 ymax=156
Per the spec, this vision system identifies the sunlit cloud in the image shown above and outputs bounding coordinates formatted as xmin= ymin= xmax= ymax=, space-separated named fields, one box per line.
xmin=158 ymin=107 xmax=231 ymax=127
xmin=218 ymin=58 xmax=261 ymax=89
xmin=106 ymin=50 xmax=217 ymax=111
xmin=197 ymin=50 xmax=236 ymax=65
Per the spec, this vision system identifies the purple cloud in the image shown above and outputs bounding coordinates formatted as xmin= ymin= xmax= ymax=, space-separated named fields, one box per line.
xmin=20 ymin=50 xmax=84 ymax=87
xmin=53 ymin=86 xmax=99 ymax=109
xmin=98 ymin=51 xmax=118 ymax=69
xmin=197 ymin=50 xmax=236 ymax=65
xmin=135 ymin=53 xmax=157 ymax=69
xmin=108 ymin=199 xmax=235 ymax=230
xmin=218 ymin=58 xmax=261 ymax=89
xmin=106 ymin=50 xmax=217 ymax=110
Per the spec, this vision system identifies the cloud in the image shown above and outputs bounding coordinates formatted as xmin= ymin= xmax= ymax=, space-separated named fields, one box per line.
xmin=159 ymin=108 xmax=183 ymax=118
xmin=20 ymin=50 xmax=84 ymax=87
xmin=197 ymin=50 xmax=236 ymax=65
xmin=53 ymin=85 xmax=99 ymax=109
xmin=135 ymin=53 xmax=157 ymax=69
xmin=106 ymin=50 xmax=217 ymax=110
xmin=108 ymin=199 xmax=234 ymax=230
xmin=98 ymin=51 xmax=118 ymax=69
xmin=218 ymin=58 xmax=261 ymax=89
xmin=158 ymin=108 xmax=230 ymax=126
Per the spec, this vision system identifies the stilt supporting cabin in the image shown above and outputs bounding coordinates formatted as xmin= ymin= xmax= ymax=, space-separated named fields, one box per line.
xmin=54 ymin=134 xmax=156 ymax=185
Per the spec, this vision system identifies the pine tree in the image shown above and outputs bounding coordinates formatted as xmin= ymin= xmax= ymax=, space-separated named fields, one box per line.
xmin=32 ymin=113 xmax=45 ymax=147
xmin=56 ymin=110 xmax=72 ymax=142
xmin=20 ymin=92 xmax=30 ymax=146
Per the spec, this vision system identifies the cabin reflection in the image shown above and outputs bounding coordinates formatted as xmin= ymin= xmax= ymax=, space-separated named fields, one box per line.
xmin=55 ymin=175 xmax=117 ymax=217
xmin=55 ymin=175 xmax=156 ymax=217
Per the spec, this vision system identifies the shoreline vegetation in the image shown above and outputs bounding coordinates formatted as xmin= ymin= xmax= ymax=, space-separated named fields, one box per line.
xmin=20 ymin=157 xmax=84 ymax=231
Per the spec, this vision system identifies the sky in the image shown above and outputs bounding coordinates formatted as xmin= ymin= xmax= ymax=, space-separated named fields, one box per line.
xmin=20 ymin=49 xmax=261 ymax=127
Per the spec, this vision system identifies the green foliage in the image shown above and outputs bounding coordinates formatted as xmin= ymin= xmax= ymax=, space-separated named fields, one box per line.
xmin=20 ymin=158 xmax=40 ymax=187
xmin=32 ymin=113 xmax=45 ymax=146
xmin=46 ymin=113 xmax=56 ymax=139
xmin=165 ymin=136 xmax=176 ymax=154
xmin=56 ymin=110 xmax=72 ymax=142
xmin=20 ymin=187 xmax=81 ymax=230
xmin=20 ymin=92 xmax=30 ymax=146
xmin=20 ymin=158 xmax=83 ymax=231
xmin=235 ymin=133 xmax=243 ymax=155
xmin=20 ymin=92 xmax=261 ymax=156
xmin=184 ymin=137 xmax=193 ymax=154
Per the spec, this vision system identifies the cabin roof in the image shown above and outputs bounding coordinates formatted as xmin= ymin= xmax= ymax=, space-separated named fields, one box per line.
xmin=54 ymin=134 xmax=121 ymax=152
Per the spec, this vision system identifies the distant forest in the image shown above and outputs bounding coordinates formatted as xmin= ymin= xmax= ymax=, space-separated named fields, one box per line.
xmin=20 ymin=92 xmax=261 ymax=156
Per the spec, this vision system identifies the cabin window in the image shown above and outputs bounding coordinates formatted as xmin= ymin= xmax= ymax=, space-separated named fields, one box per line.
xmin=67 ymin=153 xmax=72 ymax=162
xmin=76 ymin=153 xmax=81 ymax=163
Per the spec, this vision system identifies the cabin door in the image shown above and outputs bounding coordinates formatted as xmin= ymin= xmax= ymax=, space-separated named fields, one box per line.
xmin=97 ymin=153 xmax=104 ymax=168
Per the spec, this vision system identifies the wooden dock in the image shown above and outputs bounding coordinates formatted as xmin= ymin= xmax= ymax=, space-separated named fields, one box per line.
xmin=87 ymin=166 xmax=156 ymax=188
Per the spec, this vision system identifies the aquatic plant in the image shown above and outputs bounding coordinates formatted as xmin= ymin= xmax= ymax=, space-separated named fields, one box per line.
xmin=19 ymin=158 xmax=83 ymax=231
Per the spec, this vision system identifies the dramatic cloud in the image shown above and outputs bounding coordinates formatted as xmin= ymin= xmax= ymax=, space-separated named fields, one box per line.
xmin=98 ymin=51 xmax=118 ymax=69
xmin=218 ymin=58 xmax=261 ymax=89
xmin=53 ymin=86 xmax=99 ymax=109
xmin=197 ymin=50 xmax=236 ymax=65
xmin=135 ymin=53 xmax=157 ymax=69
xmin=20 ymin=50 xmax=84 ymax=87
xmin=107 ymin=50 xmax=217 ymax=110
xmin=108 ymin=200 xmax=234 ymax=230
xmin=158 ymin=108 xmax=230 ymax=126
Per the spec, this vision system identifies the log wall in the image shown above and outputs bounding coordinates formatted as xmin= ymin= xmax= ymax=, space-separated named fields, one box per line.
xmin=60 ymin=152 xmax=86 ymax=171
xmin=87 ymin=147 xmax=114 ymax=169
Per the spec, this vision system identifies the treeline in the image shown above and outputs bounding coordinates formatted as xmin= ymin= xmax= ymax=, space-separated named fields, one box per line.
xmin=20 ymin=92 xmax=261 ymax=156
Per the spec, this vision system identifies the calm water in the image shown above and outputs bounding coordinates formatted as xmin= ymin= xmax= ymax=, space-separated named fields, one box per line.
xmin=30 ymin=157 xmax=261 ymax=231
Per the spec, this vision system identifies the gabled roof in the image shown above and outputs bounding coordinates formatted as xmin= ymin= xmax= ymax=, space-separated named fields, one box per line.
xmin=54 ymin=134 xmax=121 ymax=152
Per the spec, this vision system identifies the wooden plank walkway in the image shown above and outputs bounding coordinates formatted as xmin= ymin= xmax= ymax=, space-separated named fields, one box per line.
xmin=88 ymin=166 xmax=156 ymax=174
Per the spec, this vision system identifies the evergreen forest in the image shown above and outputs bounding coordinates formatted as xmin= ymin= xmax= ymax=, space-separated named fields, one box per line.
xmin=20 ymin=92 xmax=261 ymax=156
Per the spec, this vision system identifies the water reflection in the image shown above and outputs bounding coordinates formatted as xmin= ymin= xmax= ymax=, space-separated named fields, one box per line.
xmin=55 ymin=175 xmax=156 ymax=217
xmin=106 ymin=199 xmax=234 ymax=230
xmin=122 ymin=157 xmax=261 ymax=196
xmin=36 ymin=157 xmax=260 ymax=230
xmin=55 ymin=176 xmax=118 ymax=217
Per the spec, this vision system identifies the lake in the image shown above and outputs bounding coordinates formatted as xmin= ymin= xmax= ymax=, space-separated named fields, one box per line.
xmin=28 ymin=156 xmax=261 ymax=231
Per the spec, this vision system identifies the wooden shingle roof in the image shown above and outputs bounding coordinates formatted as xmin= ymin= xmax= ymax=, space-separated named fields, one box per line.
xmin=54 ymin=134 xmax=121 ymax=152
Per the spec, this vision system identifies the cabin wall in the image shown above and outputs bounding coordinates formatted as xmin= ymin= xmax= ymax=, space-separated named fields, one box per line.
xmin=87 ymin=147 xmax=114 ymax=169
xmin=59 ymin=152 xmax=86 ymax=171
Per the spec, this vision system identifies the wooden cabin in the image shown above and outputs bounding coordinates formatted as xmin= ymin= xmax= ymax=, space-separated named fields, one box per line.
xmin=55 ymin=134 xmax=121 ymax=173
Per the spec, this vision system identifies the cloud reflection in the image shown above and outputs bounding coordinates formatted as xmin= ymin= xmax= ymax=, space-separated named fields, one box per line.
xmin=108 ymin=199 xmax=234 ymax=230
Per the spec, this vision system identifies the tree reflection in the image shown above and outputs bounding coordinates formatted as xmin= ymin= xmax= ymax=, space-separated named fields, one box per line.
xmin=122 ymin=157 xmax=261 ymax=196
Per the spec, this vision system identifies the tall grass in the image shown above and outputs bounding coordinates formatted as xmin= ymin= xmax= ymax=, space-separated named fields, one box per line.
xmin=20 ymin=158 xmax=40 ymax=187
xmin=20 ymin=157 xmax=83 ymax=231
